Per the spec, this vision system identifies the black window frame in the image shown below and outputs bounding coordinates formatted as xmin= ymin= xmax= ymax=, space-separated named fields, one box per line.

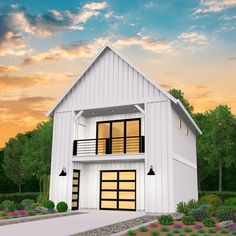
xmin=96 ymin=118 xmax=141 ymax=155
xmin=99 ymin=170 xmax=136 ymax=211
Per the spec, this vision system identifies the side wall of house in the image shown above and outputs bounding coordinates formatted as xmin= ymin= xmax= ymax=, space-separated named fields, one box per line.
xmin=145 ymin=100 xmax=174 ymax=213
xmin=49 ymin=111 xmax=74 ymax=208
xmin=171 ymin=105 xmax=198 ymax=209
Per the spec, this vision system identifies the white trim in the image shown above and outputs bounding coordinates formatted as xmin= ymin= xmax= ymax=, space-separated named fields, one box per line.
xmin=72 ymin=154 xmax=145 ymax=163
xmin=74 ymin=110 xmax=84 ymax=122
xmin=172 ymin=153 xmax=197 ymax=169
xmin=134 ymin=104 xmax=145 ymax=114
xmin=46 ymin=44 xmax=201 ymax=134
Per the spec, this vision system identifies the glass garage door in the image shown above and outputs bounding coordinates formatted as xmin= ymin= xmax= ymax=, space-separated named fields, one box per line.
xmin=100 ymin=170 xmax=136 ymax=211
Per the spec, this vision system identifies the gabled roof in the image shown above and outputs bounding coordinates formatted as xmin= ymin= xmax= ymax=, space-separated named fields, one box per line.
xmin=47 ymin=44 xmax=201 ymax=134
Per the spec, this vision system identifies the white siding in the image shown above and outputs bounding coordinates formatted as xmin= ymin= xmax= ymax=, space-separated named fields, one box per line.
xmin=49 ymin=111 xmax=74 ymax=206
xmin=145 ymin=101 xmax=174 ymax=213
xmin=56 ymin=48 xmax=167 ymax=112
xmin=73 ymin=161 xmax=145 ymax=211
xmin=173 ymin=160 xmax=198 ymax=209
xmin=172 ymin=106 xmax=197 ymax=164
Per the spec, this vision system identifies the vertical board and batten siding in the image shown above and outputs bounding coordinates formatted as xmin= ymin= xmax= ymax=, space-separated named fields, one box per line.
xmin=73 ymin=161 xmax=145 ymax=211
xmin=56 ymin=48 xmax=167 ymax=113
xmin=145 ymin=101 xmax=174 ymax=213
xmin=75 ymin=112 xmax=144 ymax=140
xmin=171 ymin=105 xmax=198 ymax=207
xmin=49 ymin=111 xmax=74 ymax=206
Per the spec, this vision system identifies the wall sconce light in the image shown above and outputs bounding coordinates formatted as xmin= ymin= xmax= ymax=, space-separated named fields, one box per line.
xmin=147 ymin=165 xmax=155 ymax=175
xmin=59 ymin=167 xmax=67 ymax=176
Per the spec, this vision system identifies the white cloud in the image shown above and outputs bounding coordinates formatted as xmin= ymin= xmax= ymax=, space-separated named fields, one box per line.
xmin=113 ymin=34 xmax=173 ymax=54
xmin=144 ymin=1 xmax=158 ymax=9
xmin=104 ymin=11 xmax=124 ymax=19
xmin=178 ymin=32 xmax=208 ymax=45
xmin=195 ymin=0 xmax=236 ymax=14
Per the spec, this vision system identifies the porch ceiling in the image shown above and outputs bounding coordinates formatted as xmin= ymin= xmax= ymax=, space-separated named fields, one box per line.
xmin=81 ymin=103 xmax=144 ymax=117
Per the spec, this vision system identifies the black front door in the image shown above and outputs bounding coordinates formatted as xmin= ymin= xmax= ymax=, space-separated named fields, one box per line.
xmin=71 ymin=170 xmax=80 ymax=210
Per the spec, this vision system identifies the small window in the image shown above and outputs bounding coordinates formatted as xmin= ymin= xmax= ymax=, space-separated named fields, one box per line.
xmin=178 ymin=117 xmax=182 ymax=129
xmin=185 ymin=126 xmax=189 ymax=136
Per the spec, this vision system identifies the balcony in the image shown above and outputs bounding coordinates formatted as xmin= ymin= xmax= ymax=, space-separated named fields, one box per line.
xmin=73 ymin=136 xmax=145 ymax=157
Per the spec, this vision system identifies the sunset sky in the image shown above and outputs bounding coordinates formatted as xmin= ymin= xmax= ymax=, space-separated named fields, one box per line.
xmin=0 ymin=0 xmax=236 ymax=147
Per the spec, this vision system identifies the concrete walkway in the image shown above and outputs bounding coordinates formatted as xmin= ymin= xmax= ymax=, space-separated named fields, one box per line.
xmin=0 ymin=210 xmax=145 ymax=236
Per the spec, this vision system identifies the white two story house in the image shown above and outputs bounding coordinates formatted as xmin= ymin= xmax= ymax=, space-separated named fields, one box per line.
xmin=47 ymin=45 xmax=201 ymax=213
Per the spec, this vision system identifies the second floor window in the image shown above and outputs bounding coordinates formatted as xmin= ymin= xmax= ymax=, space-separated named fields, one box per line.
xmin=96 ymin=118 xmax=141 ymax=155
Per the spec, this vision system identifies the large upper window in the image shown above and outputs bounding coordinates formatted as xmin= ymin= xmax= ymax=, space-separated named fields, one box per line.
xmin=96 ymin=118 xmax=141 ymax=155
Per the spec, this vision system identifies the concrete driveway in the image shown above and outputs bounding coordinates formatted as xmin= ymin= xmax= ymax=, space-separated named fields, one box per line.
xmin=0 ymin=210 xmax=145 ymax=236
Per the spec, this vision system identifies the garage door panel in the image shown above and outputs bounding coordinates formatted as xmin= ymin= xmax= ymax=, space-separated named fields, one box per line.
xmin=102 ymin=182 xmax=117 ymax=190
xmin=119 ymin=182 xmax=135 ymax=190
xmin=119 ymin=201 xmax=135 ymax=209
xmin=100 ymin=170 xmax=136 ymax=211
xmin=101 ymin=200 xmax=117 ymax=209
xmin=101 ymin=191 xmax=117 ymax=199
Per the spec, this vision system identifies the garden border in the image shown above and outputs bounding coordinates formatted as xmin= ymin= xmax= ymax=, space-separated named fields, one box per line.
xmin=0 ymin=210 xmax=86 ymax=226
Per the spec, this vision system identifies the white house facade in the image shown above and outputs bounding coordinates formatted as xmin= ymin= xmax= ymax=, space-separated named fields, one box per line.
xmin=47 ymin=45 xmax=201 ymax=213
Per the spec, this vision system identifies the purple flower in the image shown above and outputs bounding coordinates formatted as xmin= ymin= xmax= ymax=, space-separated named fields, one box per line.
xmin=9 ymin=212 xmax=18 ymax=216
xmin=173 ymin=223 xmax=183 ymax=229
xmin=194 ymin=223 xmax=203 ymax=229
xmin=229 ymin=224 xmax=236 ymax=231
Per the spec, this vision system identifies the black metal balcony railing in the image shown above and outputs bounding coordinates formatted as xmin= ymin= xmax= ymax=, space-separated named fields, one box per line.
xmin=73 ymin=136 xmax=145 ymax=156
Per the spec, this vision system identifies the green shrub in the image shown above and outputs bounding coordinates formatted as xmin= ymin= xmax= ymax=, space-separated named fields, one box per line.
xmin=200 ymin=194 xmax=222 ymax=205
xmin=0 ymin=204 xmax=4 ymax=210
xmin=188 ymin=199 xmax=200 ymax=210
xmin=189 ymin=233 xmax=198 ymax=236
xmin=160 ymin=226 xmax=169 ymax=232
xmin=2 ymin=200 xmax=15 ymax=211
xmin=207 ymin=228 xmax=217 ymax=233
xmin=178 ymin=234 xmax=186 ymax=236
xmin=21 ymin=199 xmax=34 ymax=209
xmin=202 ymin=218 xmax=216 ymax=227
xmin=197 ymin=229 xmax=206 ymax=233
xmin=43 ymin=200 xmax=55 ymax=210
xmin=56 ymin=201 xmax=68 ymax=212
xmin=166 ymin=233 xmax=174 ymax=236
xmin=224 ymin=197 xmax=236 ymax=206
xmin=199 ymin=192 xmax=236 ymax=201
xmin=183 ymin=227 xmax=192 ymax=232
xmin=176 ymin=201 xmax=190 ymax=215
xmin=158 ymin=215 xmax=174 ymax=225
xmin=172 ymin=229 xmax=181 ymax=233
xmin=215 ymin=206 xmax=235 ymax=221
xmin=15 ymin=203 xmax=24 ymax=210
xmin=0 ymin=192 xmax=39 ymax=203
xmin=182 ymin=216 xmax=195 ymax=225
xmin=231 ymin=230 xmax=236 ymax=235
xmin=0 ymin=212 xmax=8 ymax=217
xmin=149 ymin=230 xmax=159 ymax=235
xmin=190 ymin=208 xmax=209 ymax=221
xmin=219 ymin=228 xmax=228 ymax=234
xmin=202 ymin=234 xmax=210 ymax=236
xmin=127 ymin=230 xmax=136 ymax=235
xmin=139 ymin=226 xmax=148 ymax=232
xmin=27 ymin=209 xmax=36 ymax=216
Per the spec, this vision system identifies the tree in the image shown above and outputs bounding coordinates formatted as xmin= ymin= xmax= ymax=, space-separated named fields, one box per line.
xmin=195 ymin=105 xmax=236 ymax=192
xmin=169 ymin=89 xmax=194 ymax=115
xmin=3 ymin=134 xmax=31 ymax=192
xmin=22 ymin=120 xmax=53 ymax=179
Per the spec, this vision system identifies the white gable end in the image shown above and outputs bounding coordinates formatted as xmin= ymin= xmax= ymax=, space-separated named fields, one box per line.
xmin=55 ymin=47 xmax=168 ymax=113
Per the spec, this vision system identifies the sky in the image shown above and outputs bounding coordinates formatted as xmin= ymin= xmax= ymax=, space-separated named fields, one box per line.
xmin=0 ymin=0 xmax=236 ymax=147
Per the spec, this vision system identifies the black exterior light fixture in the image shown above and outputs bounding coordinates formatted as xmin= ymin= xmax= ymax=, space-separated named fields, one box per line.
xmin=147 ymin=165 xmax=155 ymax=175
xmin=59 ymin=167 xmax=67 ymax=176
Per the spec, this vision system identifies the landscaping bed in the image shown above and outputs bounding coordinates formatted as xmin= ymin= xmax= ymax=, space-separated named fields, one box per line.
xmin=123 ymin=194 xmax=236 ymax=236
xmin=122 ymin=219 xmax=236 ymax=236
